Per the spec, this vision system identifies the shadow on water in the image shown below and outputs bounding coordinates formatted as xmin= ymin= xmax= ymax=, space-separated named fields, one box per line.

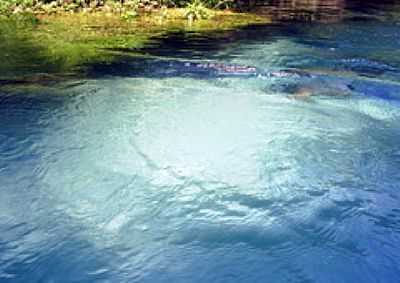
xmin=85 ymin=19 xmax=400 ymax=93
xmin=246 ymin=0 xmax=400 ymax=23
xmin=70 ymin=0 xmax=399 ymax=83
xmin=1 ymin=0 xmax=400 ymax=88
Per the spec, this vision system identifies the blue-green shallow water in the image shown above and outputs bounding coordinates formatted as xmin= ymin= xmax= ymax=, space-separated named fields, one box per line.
xmin=2 ymin=4 xmax=400 ymax=283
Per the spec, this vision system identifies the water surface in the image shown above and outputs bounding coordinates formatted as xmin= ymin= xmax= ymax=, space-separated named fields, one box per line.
xmin=1 ymin=2 xmax=400 ymax=282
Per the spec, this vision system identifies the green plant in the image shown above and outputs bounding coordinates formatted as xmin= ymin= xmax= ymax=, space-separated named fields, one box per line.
xmin=184 ymin=0 xmax=209 ymax=21
xmin=121 ymin=9 xmax=137 ymax=20
xmin=0 ymin=1 xmax=11 ymax=14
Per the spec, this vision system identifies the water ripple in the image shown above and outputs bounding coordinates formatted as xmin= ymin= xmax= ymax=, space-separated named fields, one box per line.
xmin=2 ymin=15 xmax=400 ymax=283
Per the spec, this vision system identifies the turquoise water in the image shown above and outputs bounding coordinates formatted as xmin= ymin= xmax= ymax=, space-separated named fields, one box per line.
xmin=2 ymin=4 xmax=400 ymax=283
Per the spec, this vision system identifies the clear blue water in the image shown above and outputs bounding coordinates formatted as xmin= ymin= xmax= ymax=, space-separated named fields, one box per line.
xmin=2 ymin=3 xmax=400 ymax=283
